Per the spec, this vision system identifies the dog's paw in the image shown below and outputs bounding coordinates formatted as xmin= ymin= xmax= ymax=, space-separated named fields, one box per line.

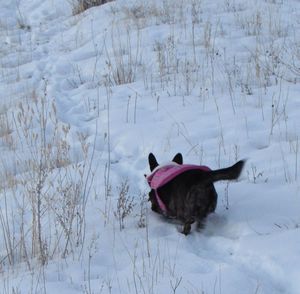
xmin=182 ymin=223 xmax=191 ymax=235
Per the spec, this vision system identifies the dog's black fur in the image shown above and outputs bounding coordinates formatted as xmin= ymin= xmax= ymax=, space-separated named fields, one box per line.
xmin=147 ymin=153 xmax=245 ymax=235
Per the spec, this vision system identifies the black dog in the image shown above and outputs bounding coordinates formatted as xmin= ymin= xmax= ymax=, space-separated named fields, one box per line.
xmin=146 ymin=153 xmax=245 ymax=235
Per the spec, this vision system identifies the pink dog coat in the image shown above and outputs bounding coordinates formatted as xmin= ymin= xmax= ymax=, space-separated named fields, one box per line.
xmin=146 ymin=163 xmax=211 ymax=214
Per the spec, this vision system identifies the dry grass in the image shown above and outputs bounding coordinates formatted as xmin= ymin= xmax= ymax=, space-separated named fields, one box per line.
xmin=71 ymin=0 xmax=114 ymax=15
xmin=0 ymin=88 xmax=96 ymax=269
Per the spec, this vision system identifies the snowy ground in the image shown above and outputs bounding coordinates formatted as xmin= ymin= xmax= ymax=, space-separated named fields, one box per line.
xmin=0 ymin=0 xmax=300 ymax=293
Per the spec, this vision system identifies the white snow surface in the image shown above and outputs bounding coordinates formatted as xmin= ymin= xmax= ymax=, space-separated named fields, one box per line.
xmin=0 ymin=0 xmax=300 ymax=293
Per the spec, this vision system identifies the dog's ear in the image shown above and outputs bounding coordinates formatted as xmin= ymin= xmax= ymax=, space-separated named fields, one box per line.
xmin=148 ymin=153 xmax=159 ymax=171
xmin=172 ymin=153 xmax=183 ymax=165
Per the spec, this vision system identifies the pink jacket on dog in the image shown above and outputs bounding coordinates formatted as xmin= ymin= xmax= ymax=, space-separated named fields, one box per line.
xmin=146 ymin=163 xmax=211 ymax=213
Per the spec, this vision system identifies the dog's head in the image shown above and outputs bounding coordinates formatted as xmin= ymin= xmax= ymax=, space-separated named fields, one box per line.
xmin=148 ymin=153 xmax=183 ymax=172
xmin=146 ymin=153 xmax=183 ymax=213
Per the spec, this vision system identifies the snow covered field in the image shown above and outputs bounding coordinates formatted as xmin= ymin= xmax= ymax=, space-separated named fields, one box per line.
xmin=0 ymin=0 xmax=300 ymax=293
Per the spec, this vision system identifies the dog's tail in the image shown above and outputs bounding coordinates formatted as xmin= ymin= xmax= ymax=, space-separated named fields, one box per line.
xmin=209 ymin=160 xmax=245 ymax=182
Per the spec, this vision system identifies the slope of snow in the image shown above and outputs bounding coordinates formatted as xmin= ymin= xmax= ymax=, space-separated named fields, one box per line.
xmin=0 ymin=0 xmax=300 ymax=293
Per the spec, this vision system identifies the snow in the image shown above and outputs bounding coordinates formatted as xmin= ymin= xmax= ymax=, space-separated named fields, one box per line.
xmin=0 ymin=0 xmax=300 ymax=293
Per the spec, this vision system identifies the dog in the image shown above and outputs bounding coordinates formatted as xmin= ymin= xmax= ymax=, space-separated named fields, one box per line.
xmin=146 ymin=153 xmax=245 ymax=235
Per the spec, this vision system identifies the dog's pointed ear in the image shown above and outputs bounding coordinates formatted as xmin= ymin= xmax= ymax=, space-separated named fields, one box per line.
xmin=148 ymin=153 xmax=159 ymax=171
xmin=172 ymin=153 xmax=183 ymax=165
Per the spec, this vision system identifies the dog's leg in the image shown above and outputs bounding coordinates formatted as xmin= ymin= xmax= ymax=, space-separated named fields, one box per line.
xmin=181 ymin=190 xmax=198 ymax=235
xmin=182 ymin=220 xmax=194 ymax=235
xmin=196 ymin=219 xmax=206 ymax=231
xmin=207 ymin=185 xmax=218 ymax=213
